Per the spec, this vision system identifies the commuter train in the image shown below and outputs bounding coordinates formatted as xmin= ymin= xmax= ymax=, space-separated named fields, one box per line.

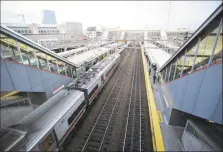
xmin=57 ymin=47 xmax=89 ymax=58
xmin=57 ymin=41 xmax=115 ymax=58
xmin=0 ymin=53 xmax=120 ymax=151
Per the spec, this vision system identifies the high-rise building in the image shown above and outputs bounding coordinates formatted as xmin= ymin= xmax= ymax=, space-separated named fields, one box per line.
xmin=42 ymin=10 xmax=57 ymax=25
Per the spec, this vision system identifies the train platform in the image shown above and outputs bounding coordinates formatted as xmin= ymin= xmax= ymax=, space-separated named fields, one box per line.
xmin=141 ymin=45 xmax=184 ymax=151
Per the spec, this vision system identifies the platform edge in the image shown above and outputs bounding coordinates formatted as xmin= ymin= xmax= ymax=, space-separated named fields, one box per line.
xmin=141 ymin=45 xmax=165 ymax=151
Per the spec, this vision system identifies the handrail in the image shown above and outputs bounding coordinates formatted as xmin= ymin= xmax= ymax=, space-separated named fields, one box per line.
xmin=0 ymin=25 xmax=79 ymax=68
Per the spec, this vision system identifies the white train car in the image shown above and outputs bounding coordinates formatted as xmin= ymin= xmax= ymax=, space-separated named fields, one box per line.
xmin=0 ymin=53 xmax=121 ymax=152
xmin=74 ymin=53 xmax=120 ymax=105
xmin=0 ymin=89 xmax=86 ymax=151
xmin=57 ymin=42 xmax=115 ymax=58
xmin=57 ymin=47 xmax=89 ymax=58
xmin=103 ymin=42 xmax=127 ymax=54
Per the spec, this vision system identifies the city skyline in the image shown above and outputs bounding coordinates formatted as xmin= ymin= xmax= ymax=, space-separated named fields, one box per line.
xmin=1 ymin=1 xmax=222 ymax=31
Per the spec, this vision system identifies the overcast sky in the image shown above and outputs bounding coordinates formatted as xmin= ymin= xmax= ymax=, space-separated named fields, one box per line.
xmin=1 ymin=1 xmax=222 ymax=31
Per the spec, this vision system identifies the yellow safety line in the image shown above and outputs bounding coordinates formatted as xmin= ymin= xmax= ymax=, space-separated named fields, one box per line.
xmin=141 ymin=47 xmax=165 ymax=151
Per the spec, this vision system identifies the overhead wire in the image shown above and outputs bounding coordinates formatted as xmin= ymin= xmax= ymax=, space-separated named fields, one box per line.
xmin=167 ymin=1 xmax=172 ymax=30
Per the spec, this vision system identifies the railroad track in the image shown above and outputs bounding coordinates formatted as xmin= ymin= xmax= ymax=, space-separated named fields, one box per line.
xmin=79 ymin=50 xmax=136 ymax=152
xmin=67 ymin=45 xmax=153 ymax=152
xmin=118 ymin=48 xmax=147 ymax=152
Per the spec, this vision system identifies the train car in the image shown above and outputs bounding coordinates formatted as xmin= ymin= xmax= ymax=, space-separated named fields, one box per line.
xmin=57 ymin=47 xmax=89 ymax=58
xmin=1 ymin=89 xmax=86 ymax=151
xmin=103 ymin=42 xmax=127 ymax=54
xmin=74 ymin=53 xmax=120 ymax=105
xmin=0 ymin=53 xmax=121 ymax=152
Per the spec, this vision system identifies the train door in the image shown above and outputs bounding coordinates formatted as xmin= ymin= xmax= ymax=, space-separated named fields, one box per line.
xmin=40 ymin=131 xmax=58 ymax=151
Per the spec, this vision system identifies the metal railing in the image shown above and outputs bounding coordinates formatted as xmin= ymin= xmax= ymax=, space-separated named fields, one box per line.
xmin=1 ymin=25 xmax=79 ymax=79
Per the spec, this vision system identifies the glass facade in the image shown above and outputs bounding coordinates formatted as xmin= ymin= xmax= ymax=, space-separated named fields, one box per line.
xmin=57 ymin=60 xmax=66 ymax=75
xmin=211 ymin=25 xmax=222 ymax=64
xmin=164 ymin=64 xmax=171 ymax=82
xmin=182 ymin=40 xmax=198 ymax=76
xmin=47 ymin=56 xmax=57 ymax=73
xmin=169 ymin=59 xmax=177 ymax=81
xmin=175 ymin=54 xmax=185 ymax=79
xmin=0 ymin=34 xmax=22 ymax=63
xmin=193 ymin=19 xmax=220 ymax=70
xmin=65 ymin=64 xmax=73 ymax=78
xmin=0 ymin=33 xmax=76 ymax=79
xmin=160 ymin=14 xmax=222 ymax=83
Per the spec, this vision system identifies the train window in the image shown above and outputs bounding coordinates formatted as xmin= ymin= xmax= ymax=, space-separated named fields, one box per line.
xmin=48 ymin=56 xmax=58 ymax=73
xmin=68 ymin=101 xmax=85 ymax=125
xmin=193 ymin=19 xmax=220 ymax=71
xmin=175 ymin=53 xmax=185 ymax=79
xmin=211 ymin=26 xmax=222 ymax=64
xmin=42 ymin=133 xmax=55 ymax=151
xmin=88 ymin=85 xmax=99 ymax=100
xmin=182 ymin=41 xmax=198 ymax=76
